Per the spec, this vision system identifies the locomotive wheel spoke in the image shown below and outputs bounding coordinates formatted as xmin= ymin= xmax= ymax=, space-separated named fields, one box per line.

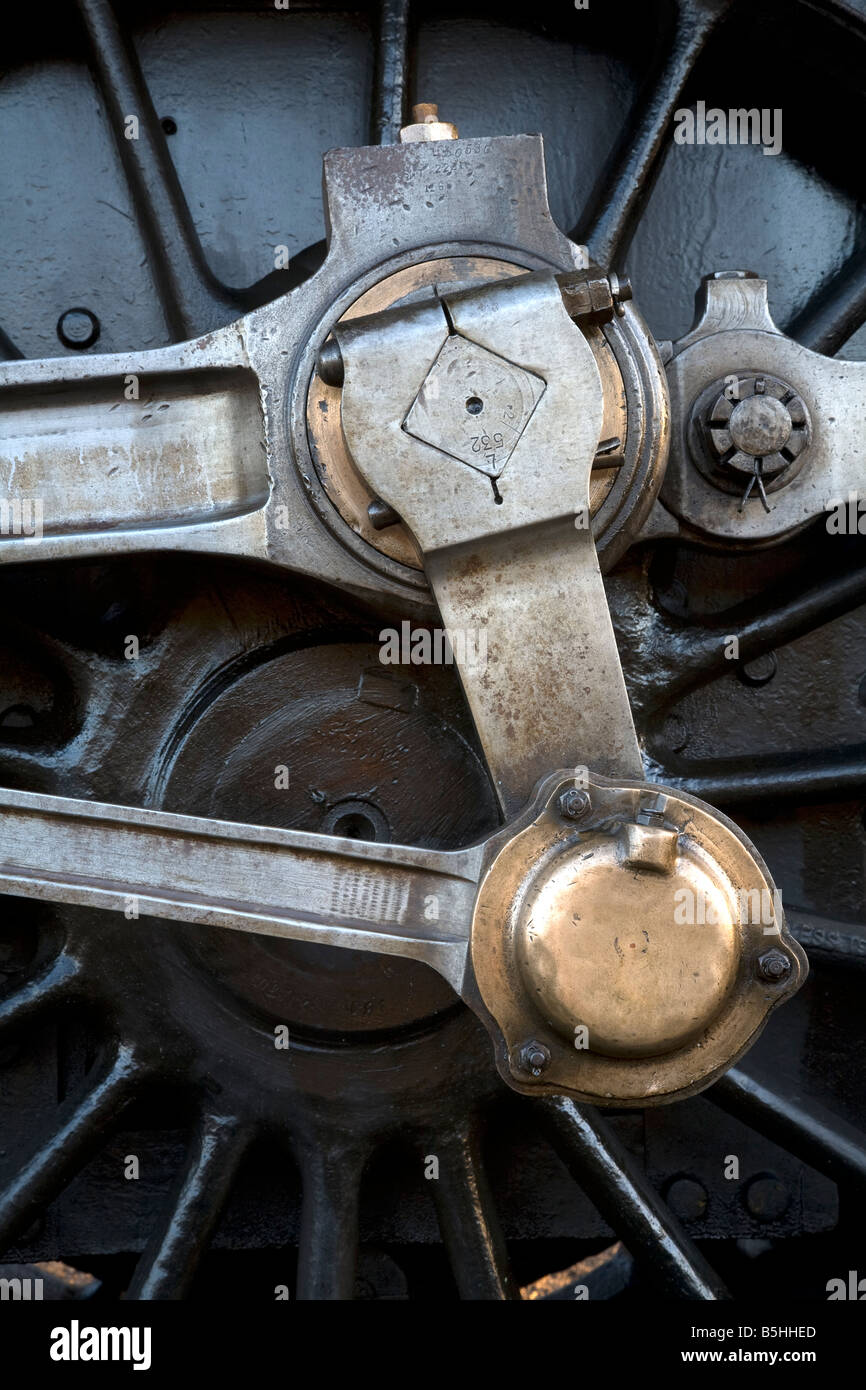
xmin=0 ymin=1045 xmax=140 ymax=1255
xmin=371 ymin=0 xmax=411 ymax=145
xmin=573 ymin=0 xmax=733 ymax=266
xmin=668 ymin=744 xmax=866 ymax=807
xmin=127 ymin=1112 xmax=251 ymax=1301
xmin=75 ymin=0 xmax=238 ymax=339
xmin=295 ymin=1143 xmax=367 ymax=1301
xmin=0 ymin=953 xmax=83 ymax=1038
xmin=618 ymin=562 xmax=866 ymax=721
xmin=536 ymin=1097 xmax=729 ymax=1300
xmin=430 ymin=1122 xmax=520 ymax=1301
xmin=710 ymin=1069 xmax=866 ymax=1189
xmin=785 ymin=245 xmax=866 ymax=357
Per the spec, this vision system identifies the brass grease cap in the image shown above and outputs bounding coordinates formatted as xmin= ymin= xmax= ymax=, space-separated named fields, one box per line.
xmin=515 ymin=832 xmax=739 ymax=1058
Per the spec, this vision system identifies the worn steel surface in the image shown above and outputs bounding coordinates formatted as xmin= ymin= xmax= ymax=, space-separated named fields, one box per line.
xmin=0 ymin=136 xmax=587 ymax=605
xmin=337 ymin=273 xmax=648 ymax=811
xmin=0 ymin=763 xmax=806 ymax=1108
xmin=658 ymin=273 xmax=866 ymax=543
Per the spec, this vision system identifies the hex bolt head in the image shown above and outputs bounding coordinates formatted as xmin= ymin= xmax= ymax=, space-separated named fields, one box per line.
xmin=756 ymin=949 xmax=791 ymax=983
xmin=57 ymin=308 xmax=100 ymax=350
xmin=558 ymin=788 xmax=591 ymax=821
xmin=519 ymin=1041 xmax=551 ymax=1077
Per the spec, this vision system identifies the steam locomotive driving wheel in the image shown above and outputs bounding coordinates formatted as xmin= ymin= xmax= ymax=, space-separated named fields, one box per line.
xmin=1 ymin=0 xmax=866 ymax=1306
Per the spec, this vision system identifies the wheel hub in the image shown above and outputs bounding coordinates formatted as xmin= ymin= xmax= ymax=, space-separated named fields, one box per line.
xmin=156 ymin=640 xmax=497 ymax=1036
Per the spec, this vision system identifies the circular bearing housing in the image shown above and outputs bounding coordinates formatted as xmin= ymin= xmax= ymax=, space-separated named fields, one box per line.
xmin=303 ymin=261 xmax=669 ymax=577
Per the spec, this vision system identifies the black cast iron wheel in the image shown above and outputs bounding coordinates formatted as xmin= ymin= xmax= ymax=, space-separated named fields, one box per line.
xmin=1 ymin=0 xmax=866 ymax=1301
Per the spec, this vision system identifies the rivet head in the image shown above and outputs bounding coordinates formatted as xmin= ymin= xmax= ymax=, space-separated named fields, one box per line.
xmin=57 ymin=308 xmax=100 ymax=350
xmin=743 ymin=1173 xmax=790 ymax=1221
xmin=666 ymin=1176 xmax=709 ymax=1221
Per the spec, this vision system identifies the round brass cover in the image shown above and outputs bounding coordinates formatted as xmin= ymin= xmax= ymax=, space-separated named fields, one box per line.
xmin=515 ymin=840 xmax=739 ymax=1057
xmin=469 ymin=774 xmax=808 ymax=1106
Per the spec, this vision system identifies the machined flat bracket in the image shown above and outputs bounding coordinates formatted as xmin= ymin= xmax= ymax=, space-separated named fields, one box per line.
xmin=403 ymin=335 xmax=546 ymax=478
xmin=335 ymin=272 xmax=643 ymax=814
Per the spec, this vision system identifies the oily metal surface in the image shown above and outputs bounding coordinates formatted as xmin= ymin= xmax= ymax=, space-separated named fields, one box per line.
xmin=0 ymin=784 xmax=479 ymax=993
xmin=0 ymin=136 xmax=587 ymax=613
xmin=516 ymin=838 xmax=739 ymax=1056
xmin=307 ymin=256 xmax=657 ymax=576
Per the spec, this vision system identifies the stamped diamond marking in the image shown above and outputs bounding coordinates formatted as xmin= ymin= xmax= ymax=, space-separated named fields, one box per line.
xmin=402 ymin=334 xmax=546 ymax=479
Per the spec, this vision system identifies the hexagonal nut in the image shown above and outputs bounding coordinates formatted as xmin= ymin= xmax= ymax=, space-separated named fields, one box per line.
xmin=518 ymin=1041 xmax=551 ymax=1077
xmin=558 ymin=788 xmax=591 ymax=821
xmin=756 ymin=948 xmax=791 ymax=983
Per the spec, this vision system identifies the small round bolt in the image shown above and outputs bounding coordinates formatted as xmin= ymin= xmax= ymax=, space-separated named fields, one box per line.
xmin=756 ymin=949 xmax=791 ymax=983
xmin=738 ymin=651 xmax=778 ymax=687
xmin=57 ymin=308 xmax=100 ymax=350
xmin=743 ymin=1173 xmax=790 ymax=1221
xmin=316 ymin=336 xmax=344 ymax=388
xmin=558 ymin=788 xmax=591 ymax=820
xmin=665 ymin=1176 xmax=709 ymax=1222
xmin=519 ymin=1041 xmax=551 ymax=1077
xmin=609 ymin=273 xmax=633 ymax=315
